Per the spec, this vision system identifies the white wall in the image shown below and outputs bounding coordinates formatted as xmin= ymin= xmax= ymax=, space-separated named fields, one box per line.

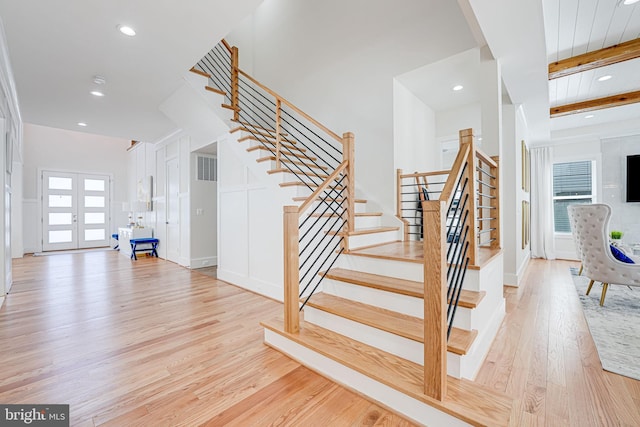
xmin=217 ymin=132 xmax=289 ymax=300
xmin=600 ymin=134 xmax=640 ymax=245
xmin=1 ymin=17 xmax=23 ymax=301
xmin=393 ymin=80 xmax=438 ymax=174
xmin=226 ymin=0 xmax=477 ymax=215
xmin=502 ymin=105 xmax=530 ymax=286
xmin=22 ymin=123 xmax=129 ymax=253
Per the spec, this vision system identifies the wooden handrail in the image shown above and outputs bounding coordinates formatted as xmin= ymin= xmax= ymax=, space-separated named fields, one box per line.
xmin=476 ymin=148 xmax=498 ymax=168
xmin=398 ymin=170 xmax=451 ymax=179
xmin=237 ymin=69 xmax=343 ymax=144
xmin=221 ymin=39 xmax=232 ymax=53
xmin=297 ymin=161 xmax=349 ymax=215
xmin=439 ymin=143 xmax=471 ymax=204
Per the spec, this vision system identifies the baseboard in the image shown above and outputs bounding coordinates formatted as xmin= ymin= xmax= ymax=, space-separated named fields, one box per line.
xmin=503 ymin=256 xmax=531 ymax=287
xmin=217 ymin=268 xmax=282 ymax=301
xmin=190 ymin=256 xmax=217 ymax=269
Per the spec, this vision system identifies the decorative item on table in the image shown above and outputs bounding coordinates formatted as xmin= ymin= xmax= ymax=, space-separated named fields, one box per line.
xmin=610 ymin=230 xmax=623 ymax=246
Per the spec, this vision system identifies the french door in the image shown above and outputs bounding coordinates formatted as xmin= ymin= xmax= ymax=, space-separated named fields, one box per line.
xmin=42 ymin=171 xmax=111 ymax=251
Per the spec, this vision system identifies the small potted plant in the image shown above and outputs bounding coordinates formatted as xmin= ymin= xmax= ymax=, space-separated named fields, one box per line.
xmin=610 ymin=230 xmax=623 ymax=245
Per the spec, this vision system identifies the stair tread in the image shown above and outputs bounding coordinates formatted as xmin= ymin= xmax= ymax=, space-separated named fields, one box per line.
xmin=262 ymin=318 xmax=511 ymax=427
xmin=328 ymin=226 xmax=399 ymax=236
xmin=292 ymin=196 xmax=366 ymax=203
xmin=189 ymin=67 xmax=211 ymax=78
xmin=230 ymin=126 xmax=288 ymax=138
xmin=268 ymin=168 xmax=329 ymax=180
xmin=239 ymin=134 xmax=304 ymax=152
xmin=256 ymin=156 xmax=328 ymax=171
xmin=204 ymin=85 xmax=226 ymax=96
xmin=304 ymin=292 xmax=477 ymax=355
xmin=324 ymin=268 xmax=485 ymax=309
xmin=309 ymin=212 xmax=382 ymax=218
xmin=248 ymin=145 xmax=318 ymax=161
xmin=230 ymin=120 xmax=278 ymax=134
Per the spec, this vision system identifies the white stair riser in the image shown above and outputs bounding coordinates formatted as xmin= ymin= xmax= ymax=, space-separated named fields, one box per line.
xmin=264 ymin=330 xmax=472 ymax=427
xmin=303 ymin=307 xmax=463 ymax=377
xmin=338 ymin=254 xmax=423 ymax=282
xmin=322 ymin=279 xmax=474 ymax=329
xmin=347 ymin=229 xmax=400 ymax=249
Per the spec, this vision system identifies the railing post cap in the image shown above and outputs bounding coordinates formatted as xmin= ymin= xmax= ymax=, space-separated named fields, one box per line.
xmin=284 ymin=205 xmax=299 ymax=213
xmin=343 ymin=131 xmax=355 ymax=139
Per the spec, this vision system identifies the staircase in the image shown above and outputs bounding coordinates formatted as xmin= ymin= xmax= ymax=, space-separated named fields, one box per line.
xmin=188 ymin=40 xmax=511 ymax=426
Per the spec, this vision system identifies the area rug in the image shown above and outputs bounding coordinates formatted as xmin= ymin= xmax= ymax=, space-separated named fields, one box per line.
xmin=571 ymin=268 xmax=640 ymax=380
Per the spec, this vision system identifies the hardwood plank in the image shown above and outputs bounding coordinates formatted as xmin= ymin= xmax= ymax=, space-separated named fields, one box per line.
xmin=262 ymin=318 xmax=512 ymax=426
xmin=324 ymin=267 xmax=485 ymax=308
xmin=304 ymin=292 xmax=477 ymax=355
xmin=4 ymin=251 xmax=640 ymax=426
xmin=0 ymin=252 xmax=410 ymax=426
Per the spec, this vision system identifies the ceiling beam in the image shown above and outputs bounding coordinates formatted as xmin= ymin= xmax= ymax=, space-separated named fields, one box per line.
xmin=550 ymin=90 xmax=640 ymax=118
xmin=548 ymin=38 xmax=640 ymax=80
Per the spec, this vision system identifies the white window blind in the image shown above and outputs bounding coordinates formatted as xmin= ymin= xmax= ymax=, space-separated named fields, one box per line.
xmin=552 ymin=161 xmax=594 ymax=233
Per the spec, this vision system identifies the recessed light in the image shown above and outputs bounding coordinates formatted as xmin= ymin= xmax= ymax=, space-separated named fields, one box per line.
xmin=597 ymin=75 xmax=612 ymax=82
xmin=117 ymin=25 xmax=136 ymax=36
xmin=77 ymin=122 xmax=88 ymax=127
xmin=622 ymin=0 xmax=639 ymax=5
xmin=90 ymin=90 xmax=105 ymax=97
xmin=452 ymin=85 xmax=464 ymax=91
xmin=584 ymin=114 xmax=595 ymax=119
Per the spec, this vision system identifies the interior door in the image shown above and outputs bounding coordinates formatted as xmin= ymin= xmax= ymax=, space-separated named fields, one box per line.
xmin=166 ymin=158 xmax=180 ymax=263
xmin=42 ymin=171 xmax=110 ymax=251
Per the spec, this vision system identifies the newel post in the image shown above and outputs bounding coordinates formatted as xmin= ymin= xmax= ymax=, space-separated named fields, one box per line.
xmin=231 ymin=46 xmax=240 ymax=121
xmin=283 ymin=205 xmax=300 ymax=333
xmin=343 ymin=132 xmax=355 ymax=235
xmin=459 ymin=128 xmax=478 ymax=266
xmin=422 ymin=199 xmax=448 ymax=401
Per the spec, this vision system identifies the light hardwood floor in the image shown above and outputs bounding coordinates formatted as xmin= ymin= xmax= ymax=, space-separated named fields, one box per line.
xmin=1 ymin=253 xmax=639 ymax=426
xmin=1 ymin=252 xmax=414 ymax=426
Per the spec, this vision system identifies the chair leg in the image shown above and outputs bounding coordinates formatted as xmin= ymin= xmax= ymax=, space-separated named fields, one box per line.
xmin=578 ymin=264 xmax=583 ymax=275
xmin=599 ymin=283 xmax=609 ymax=306
xmin=586 ymin=279 xmax=595 ymax=295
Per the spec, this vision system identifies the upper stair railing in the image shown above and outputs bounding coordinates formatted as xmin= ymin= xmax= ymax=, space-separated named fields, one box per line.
xmin=192 ymin=41 xmax=355 ymax=335
xmin=396 ymin=129 xmax=500 ymax=266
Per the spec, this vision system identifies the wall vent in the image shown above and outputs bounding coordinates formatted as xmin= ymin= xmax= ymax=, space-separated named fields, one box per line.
xmin=197 ymin=156 xmax=217 ymax=182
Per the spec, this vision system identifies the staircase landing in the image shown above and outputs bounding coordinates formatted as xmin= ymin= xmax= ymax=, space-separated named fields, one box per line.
xmin=347 ymin=241 xmax=502 ymax=269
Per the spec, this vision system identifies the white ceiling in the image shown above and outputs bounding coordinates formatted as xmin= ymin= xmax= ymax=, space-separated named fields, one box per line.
xmin=543 ymin=0 xmax=640 ymax=135
xmin=0 ymin=0 xmax=262 ymax=142
xmin=0 ymin=0 xmax=637 ymax=145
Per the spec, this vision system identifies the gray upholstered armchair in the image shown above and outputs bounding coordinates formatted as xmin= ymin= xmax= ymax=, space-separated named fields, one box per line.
xmin=567 ymin=203 xmax=640 ymax=306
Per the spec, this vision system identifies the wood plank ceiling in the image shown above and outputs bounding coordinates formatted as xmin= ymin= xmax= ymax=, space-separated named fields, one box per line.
xmin=544 ymin=0 xmax=640 ymax=118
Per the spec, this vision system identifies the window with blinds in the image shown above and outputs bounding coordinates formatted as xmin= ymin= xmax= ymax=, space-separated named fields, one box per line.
xmin=196 ymin=156 xmax=217 ymax=182
xmin=552 ymin=161 xmax=594 ymax=233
